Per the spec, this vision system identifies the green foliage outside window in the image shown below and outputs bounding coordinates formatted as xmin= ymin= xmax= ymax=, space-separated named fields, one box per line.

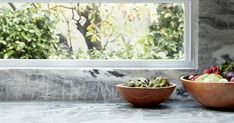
xmin=0 ymin=3 xmax=184 ymax=60
xmin=137 ymin=4 xmax=184 ymax=59
xmin=0 ymin=6 xmax=58 ymax=58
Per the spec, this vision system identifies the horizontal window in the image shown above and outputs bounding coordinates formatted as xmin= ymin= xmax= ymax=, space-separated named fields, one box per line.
xmin=0 ymin=0 xmax=197 ymax=68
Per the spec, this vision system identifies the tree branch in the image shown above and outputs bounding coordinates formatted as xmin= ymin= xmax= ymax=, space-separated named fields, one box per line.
xmin=8 ymin=2 xmax=16 ymax=11
xmin=71 ymin=8 xmax=79 ymax=21
xmin=76 ymin=21 xmax=85 ymax=35
xmin=120 ymin=33 xmax=129 ymax=58
xmin=51 ymin=5 xmax=84 ymax=35
xmin=51 ymin=5 xmax=75 ymax=10
xmin=103 ymin=33 xmax=121 ymax=50
xmin=32 ymin=3 xmax=37 ymax=9
xmin=61 ymin=11 xmax=73 ymax=50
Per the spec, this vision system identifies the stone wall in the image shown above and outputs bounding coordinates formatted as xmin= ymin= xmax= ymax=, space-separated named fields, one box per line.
xmin=0 ymin=0 xmax=233 ymax=101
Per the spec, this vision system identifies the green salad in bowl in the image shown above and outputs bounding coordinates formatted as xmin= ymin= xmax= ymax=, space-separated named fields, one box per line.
xmin=181 ymin=62 xmax=234 ymax=109
xmin=188 ymin=62 xmax=234 ymax=82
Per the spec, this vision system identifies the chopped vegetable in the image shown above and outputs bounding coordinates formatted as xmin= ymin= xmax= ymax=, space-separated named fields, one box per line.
xmin=124 ymin=76 xmax=170 ymax=88
xmin=223 ymin=70 xmax=234 ymax=81
xmin=195 ymin=74 xmax=227 ymax=82
xmin=191 ymin=62 xmax=234 ymax=82
xmin=203 ymin=65 xmax=221 ymax=75
xmin=230 ymin=77 xmax=234 ymax=82
xmin=124 ymin=77 xmax=148 ymax=87
xmin=218 ymin=62 xmax=234 ymax=75
xmin=149 ymin=76 xmax=170 ymax=88
xmin=188 ymin=74 xmax=200 ymax=80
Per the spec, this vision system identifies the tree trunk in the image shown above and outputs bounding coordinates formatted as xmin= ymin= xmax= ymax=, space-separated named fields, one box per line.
xmin=86 ymin=11 xmax=102 ymax=50
xmin=75 ymin=4 xmax=102 ymax=51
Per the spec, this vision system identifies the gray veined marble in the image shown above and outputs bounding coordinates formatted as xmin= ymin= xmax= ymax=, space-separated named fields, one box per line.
xmin=0 ymin=0 xmax=234 ymax=101
xmin=0 ymin=101 xmax=234 ymax=123
xmin=0 ymin=69 xmax=128 ymax=101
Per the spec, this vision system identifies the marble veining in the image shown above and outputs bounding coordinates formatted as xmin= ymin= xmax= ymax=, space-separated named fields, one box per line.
xmin=0 ymin=101 xmax=234 ymax=123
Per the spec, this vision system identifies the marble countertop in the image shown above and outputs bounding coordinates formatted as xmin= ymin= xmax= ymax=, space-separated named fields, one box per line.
xmin=0 ymin=100 xmax=233 ymax=123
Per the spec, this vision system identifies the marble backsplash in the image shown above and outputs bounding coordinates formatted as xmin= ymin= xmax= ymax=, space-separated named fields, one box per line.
xmin=0 ymin=0 xmax=234 ymax=101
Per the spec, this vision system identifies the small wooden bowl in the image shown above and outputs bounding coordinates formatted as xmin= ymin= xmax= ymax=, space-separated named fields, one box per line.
xmin=181 ymin=75 xmax=234 ymax=109
xmin=116 ymin=83 xmax=176 ymax=107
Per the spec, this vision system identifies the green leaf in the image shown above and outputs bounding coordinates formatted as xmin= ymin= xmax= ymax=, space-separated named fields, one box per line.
xmin=164 ymin=12 xmax=172 ymax=18
xmin=86 ymin=31 xmax=93 ymax=37
xmin=4 ymin=50 xmax=14 ymax=58
xmin=91 ymin=35 xmax=97 ymax=42
xmin=0 ymin=40 xmax=6 ymax=45
xmin=29 ymin=29 xmax=35 ymax=33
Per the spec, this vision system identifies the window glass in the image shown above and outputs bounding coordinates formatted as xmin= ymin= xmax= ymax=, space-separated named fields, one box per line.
xmin=0 ymin=3 xmax=184 ymax=60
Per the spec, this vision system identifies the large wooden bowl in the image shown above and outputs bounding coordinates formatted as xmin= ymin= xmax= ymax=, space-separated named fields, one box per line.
xmin=181 ymin=75 xmax=234 ymax=109
xmin=116 ymin=83 xmax=176 ymax=107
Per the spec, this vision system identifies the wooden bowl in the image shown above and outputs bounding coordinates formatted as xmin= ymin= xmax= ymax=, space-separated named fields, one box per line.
xmin=116 ymin=83 xmax=176 ymax=107
xmin=181 ymin=75 xmax=234 ymax=109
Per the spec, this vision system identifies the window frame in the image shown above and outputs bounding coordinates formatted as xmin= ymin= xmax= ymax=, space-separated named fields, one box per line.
xmin=0 ymin=0 xmax=198 ymax=69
